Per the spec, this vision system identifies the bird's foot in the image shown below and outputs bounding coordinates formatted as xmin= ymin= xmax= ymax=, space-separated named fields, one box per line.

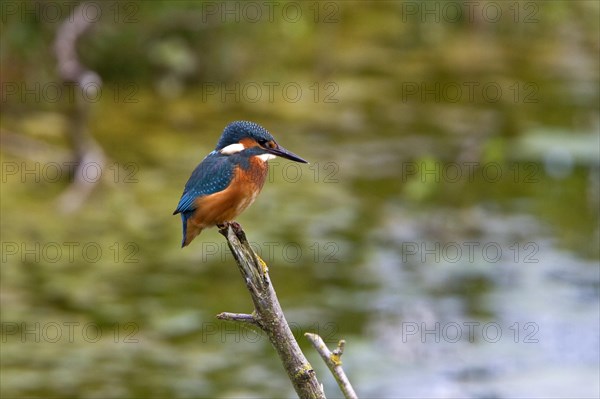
xmin=217 ymin=221 xmax=244 ymax=237
xmin=229 ymin=221 xmax=241 ymax=232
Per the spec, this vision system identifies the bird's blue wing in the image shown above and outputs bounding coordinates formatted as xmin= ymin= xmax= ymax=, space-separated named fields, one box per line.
xmin=173 ymin=153 xmax=235 ymax=215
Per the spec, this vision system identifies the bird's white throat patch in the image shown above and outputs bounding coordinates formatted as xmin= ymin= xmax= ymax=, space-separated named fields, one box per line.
xmin=257 ymin=153 xmax=276 ymax=161
xmin=220 ymin=143 xmax=276 ymax=161
xmin=220 ymin=143 xmax=245 ymax=155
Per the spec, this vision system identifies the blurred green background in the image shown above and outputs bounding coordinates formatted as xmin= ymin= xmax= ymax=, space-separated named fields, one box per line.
xmin=1 ymin=1 xmax=599 ymax=398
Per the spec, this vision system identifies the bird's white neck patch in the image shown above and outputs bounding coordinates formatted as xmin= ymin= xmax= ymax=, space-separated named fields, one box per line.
xmin=257 ymin=153 xmax=276 ymax=161
xmin=220 ymin=143 xmax=245 ymax=155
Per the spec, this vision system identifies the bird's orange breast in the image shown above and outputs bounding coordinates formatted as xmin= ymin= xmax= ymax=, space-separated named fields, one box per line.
xmin=190 ymin=157 xmax=268 ymax=228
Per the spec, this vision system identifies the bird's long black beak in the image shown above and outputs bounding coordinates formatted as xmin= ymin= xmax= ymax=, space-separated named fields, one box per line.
xmin=267 ymin=145 xmax=308 ymax=163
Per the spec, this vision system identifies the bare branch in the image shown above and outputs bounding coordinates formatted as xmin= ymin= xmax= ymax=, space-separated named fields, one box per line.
xmin=53 ymin=2 xmax=105 ymax=213
xmin=305 ymin=333 xmax=358 ymax=399
xmin=218 ymin=222 xmax=326 ymax=399
xmin=216 ymin=312 xmax=258 ymax=326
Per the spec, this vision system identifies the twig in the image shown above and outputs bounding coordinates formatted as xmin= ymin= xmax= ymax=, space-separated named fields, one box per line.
xmin=54 ymin=2 xmax=105 ymax=213
xmin=218 ymin=222 xmax=326 ymax=399
xmin=216 ymin=312 xmax=258 ymax=325
xmin=305 ymin=333 xmax=358 ymax=399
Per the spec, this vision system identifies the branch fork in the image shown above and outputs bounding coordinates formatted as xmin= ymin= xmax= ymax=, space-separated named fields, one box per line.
xmin=216 ymin=222 xmax=358 ymax=399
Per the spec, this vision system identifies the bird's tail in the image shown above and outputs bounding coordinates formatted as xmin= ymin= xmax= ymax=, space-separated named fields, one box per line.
xmin=180 ymin=211 xmax=202 ymax=247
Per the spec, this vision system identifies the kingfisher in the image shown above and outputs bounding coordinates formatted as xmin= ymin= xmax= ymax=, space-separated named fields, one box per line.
xmin=173 ymin=121 xmax=308 ymax=247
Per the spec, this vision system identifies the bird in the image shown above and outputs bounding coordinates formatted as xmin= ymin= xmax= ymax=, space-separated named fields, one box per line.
xmin=173 ymin=121 xmax=308 ymax=247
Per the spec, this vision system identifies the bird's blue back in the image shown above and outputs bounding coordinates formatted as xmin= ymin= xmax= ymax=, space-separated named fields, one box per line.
xmin=173 ymin=152 xmax=237 ymax=246
xmin=173 ymin=152 xmax=235 ymax=215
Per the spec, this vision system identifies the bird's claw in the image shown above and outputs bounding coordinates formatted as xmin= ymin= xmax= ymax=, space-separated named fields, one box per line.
xmin=217 ymin=223 xmax=228 ymax=232
xmin=229 ymin=221 xmax=242 ymax=232
xmin=217 ymin=221 xmax=245 ymax=242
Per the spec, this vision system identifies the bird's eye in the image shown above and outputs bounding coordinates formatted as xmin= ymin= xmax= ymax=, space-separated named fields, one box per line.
xmin=259 ymin=139 xmax=276 ymax=149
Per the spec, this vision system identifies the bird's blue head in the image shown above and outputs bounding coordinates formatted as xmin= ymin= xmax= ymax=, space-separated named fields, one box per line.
xmin=215 ymin=121 xmax=307 ymax=163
